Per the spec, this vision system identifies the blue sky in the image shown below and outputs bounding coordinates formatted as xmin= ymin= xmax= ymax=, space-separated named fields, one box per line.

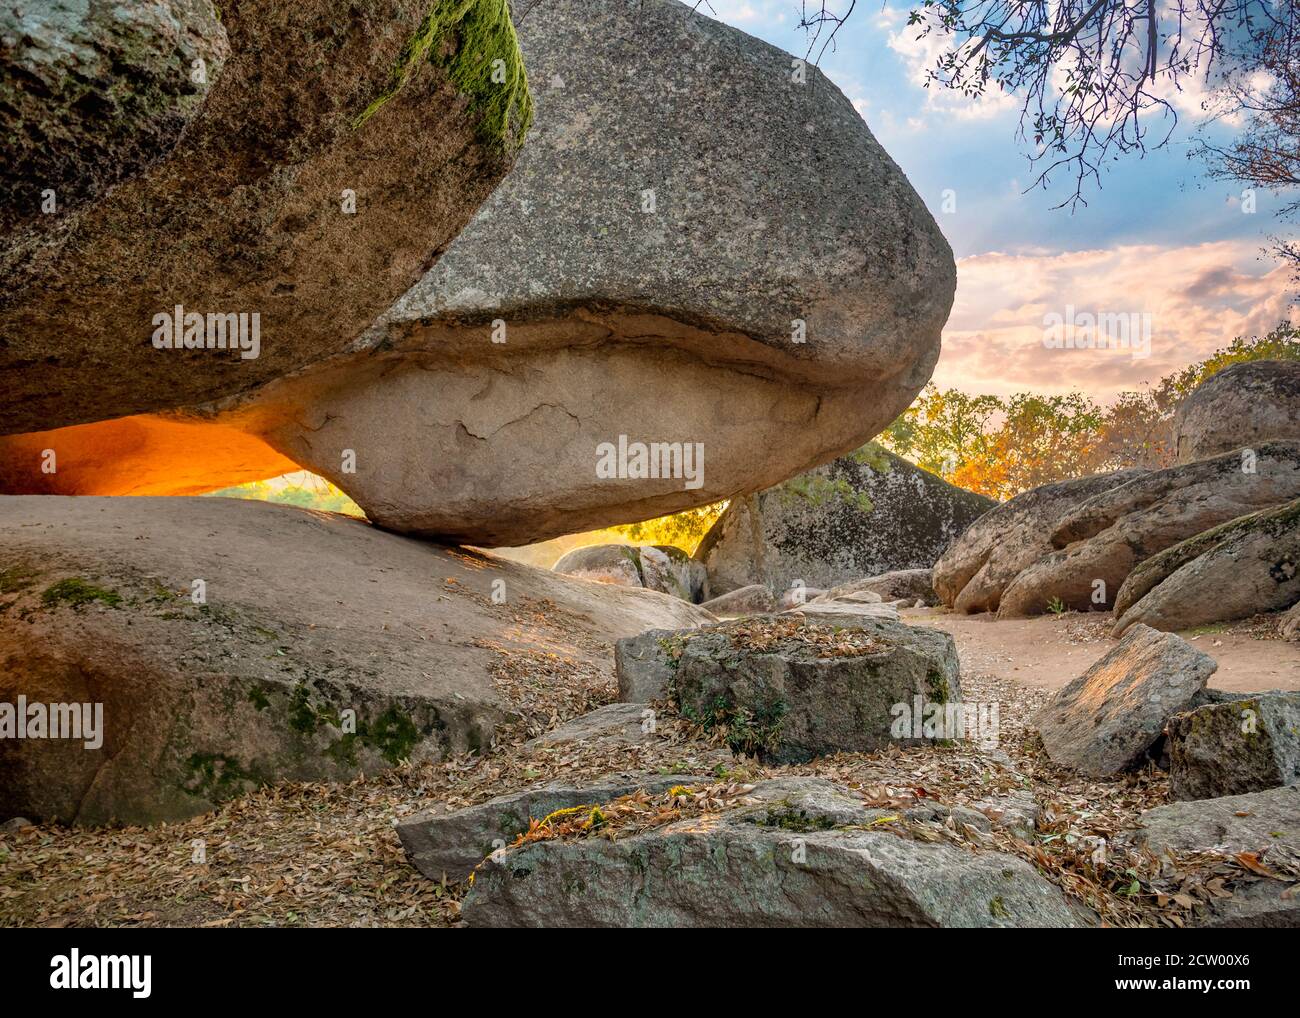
xmin=704 ymin=1 xmax=1294 ymax=399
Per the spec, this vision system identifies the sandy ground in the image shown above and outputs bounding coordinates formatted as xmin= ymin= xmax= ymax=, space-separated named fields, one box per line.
xmin=903 ymin=607 xmax=1300 ymax=693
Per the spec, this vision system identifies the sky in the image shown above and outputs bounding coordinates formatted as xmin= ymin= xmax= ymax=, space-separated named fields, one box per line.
xmin=703 ymin=1 xmax=1295 ymax=402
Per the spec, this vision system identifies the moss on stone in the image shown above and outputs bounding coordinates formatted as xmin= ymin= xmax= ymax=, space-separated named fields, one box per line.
xmin=355 ymin=0 xmax=533 ymax=151
xmin=754 ymin=804 xmax=836 ymax=833
xmin=40 ymin=577 xmax=122 ymax=610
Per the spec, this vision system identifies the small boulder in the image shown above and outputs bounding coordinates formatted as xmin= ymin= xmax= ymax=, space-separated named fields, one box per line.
xmin=523 ymin=703 xmax=656 ymax=751
xmin=671 ymin=615 xmax=960 ymax=763
xmin=1032 ymin=624 xmax=1217 ymax=776
xmin=614 ymin=629 xmax=682 ymax=703
xmin=813 ymin=569 xmax=938 ymax=606
xmin=552 ymin=544 xmax=707 ymax=602
xmin=1167 ymin=693 xmax=1300 ymax=800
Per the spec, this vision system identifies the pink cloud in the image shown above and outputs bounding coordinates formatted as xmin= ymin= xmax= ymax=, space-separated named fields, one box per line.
xmin=932 ymin=241 xmax=1294 ymax=401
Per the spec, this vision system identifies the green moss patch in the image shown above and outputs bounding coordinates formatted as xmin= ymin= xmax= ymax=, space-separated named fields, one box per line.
xmin=40 ymin=577 xmax=122 ymax=610
xmin=355 ymin=0 xmax=533 ymax=150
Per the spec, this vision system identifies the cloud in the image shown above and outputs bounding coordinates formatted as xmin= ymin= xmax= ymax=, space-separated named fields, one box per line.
xmin=933 ymin=241 xmax=1294 ymax=400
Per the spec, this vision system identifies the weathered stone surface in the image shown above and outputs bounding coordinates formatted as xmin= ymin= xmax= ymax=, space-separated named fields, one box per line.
xmin=995 ymin=443 xmax=1300 ymax=617
xmin=2 ymin=0 xmax=955 ymax=549
xmin=1118 ymin=785 xmax=1300 ymax=927
xmin=461 ymin=777 xmax=1085 ymax=927
xmin=933 ymin=469 xmax=1146 ymax=614
xmin=0 ymin=0 xmax=527 ymax=436
xmin=696 ymin=446 xmax=992 ymax=595
xmin=614 ymin=629 xmax=681 ymax=704
xmin=813 ymin=569 xmax=938 ymax=606
xmin=698 ymin=584 xmax=776 ymax=617
xmin=783 ymin=600 xmax=901 ymax=623
xmin=551 ymin=544 xmax=643 ymax=589
xmin=0 ymin=496 xmax=709 ymax=826
xmin=0 ymin=0 xmax=229 ymax=233
xmin=1112 ymin=498 xmax=1300 ymax=636
xmin=1174 ymin=361 xmax=1300 ymax=464
xmin=522 ymin=703 xmax=654 ymax=751
xmin=672 ymin=615 xmax=960 ymax=763
xmin=1284 ymin=601 xmax=1300 ymax=642
xmin=397 ymin=772 xmax=702 ymax=881
xmin=1167 ymin=693 xmax=1300 ymax=801
xmin=1032 ymin=625 xmax=1217 ymax=776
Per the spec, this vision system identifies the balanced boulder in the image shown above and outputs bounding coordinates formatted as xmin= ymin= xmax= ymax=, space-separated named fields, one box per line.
xmin=1032 ymin=624 xmax=1217 ymax=776
xmin=0 ymin=496 xmax=708 ymax=826
xmin=0 ymin=0 xmax=954 ymax=547
xmin=0 ymin=0 xmax=529 ymax=436
xmin=1174 ymin=360 xmax=1300 ymax=464
xmin=696 ymin=446 xmax=991 ymax=595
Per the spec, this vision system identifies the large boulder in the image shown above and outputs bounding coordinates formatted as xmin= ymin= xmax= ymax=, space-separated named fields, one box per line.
xmin=460 ymin=777 xmax=1085 ymax=927
xmin=552 ymin=543 xmax=708 ymax=602
xmin=1167 ymin=693 xmax=1300 ymax=801
xmin=1174 ymin=361 xmax=1300 ymax=463
xmin=695 ymin=446 xmax=992 ymax=595
xmin=0 ymin=496 xmax=709 ymax=826
xmin=0 ymin=0 xmax=955 ymax=548
xmin=993 ymin=442 xmax=1300 ymax=617
xmin=933 ymin=469 xmax=1146 ymax=614
xmin=0 ymin=0 xmax=529 ymax=436
xmin=670 ymin=615 xmax=961 ymax=763
xmin=1112 ymin=498 xmax=1300 ymax=636
xmin=1031 ymin=624 xmax=1217 ymax=776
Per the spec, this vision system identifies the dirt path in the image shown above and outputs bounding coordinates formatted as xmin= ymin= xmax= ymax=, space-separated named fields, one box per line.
xmin=902 ymin=608 xmax=1300 ymax=693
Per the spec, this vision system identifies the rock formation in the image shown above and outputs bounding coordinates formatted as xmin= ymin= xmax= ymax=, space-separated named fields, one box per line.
xmin=552 ymin=543 xmax=708 ymax=602
xmin=0 ymin=0 xmax=955 ymax=547
xmin=1167 ymin=693 xmax=1300 ymax=801
xmin=0 ymin=496 xmax=708 ymax=826
xmin=695 ymin=446 xmax=991 ymax=595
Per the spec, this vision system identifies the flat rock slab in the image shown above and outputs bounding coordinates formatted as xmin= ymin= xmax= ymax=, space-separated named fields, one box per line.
xmin=1167 ymin=693 xmax=1300 ymax=800
xmin=397 ymin=772 xmax=706 ymax=882
xmin=460 ymin=777 xmax=1085 ymax=927
xmin=1033 ymin=624 xmax=1217 ymax=776
xmin=0 ymin=496 xmax=709 ymax=825
xmin=1119 ymin=785 xmax=1300 ymax=928
xmin=522 ymin=703 xmax=656 ymax=751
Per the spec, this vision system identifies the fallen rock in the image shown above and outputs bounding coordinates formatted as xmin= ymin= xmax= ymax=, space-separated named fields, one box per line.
xmin=0 ymin=496 xmax=709 ymax=826
xmin=1284 ymin=601 xmax=1300 ymax=641
xmin=698 ymin=584 xmax=776 ymax=617
xmin=783 ymin=600 xmax=901 ymax=623
xmin=398 ymin=773 xmax=702 ymax=882
xmin=779 ymin=585 xmax=829 ymax=609
xmin=1032 ymin=624 xmax=1217 ymax=777
xmin=933 ymin=469 xmax=1147 ymax=613
xmin=1118 ymin=785 xmax=1300 ymax=927
xmin=552 ymin=543 xmax=708 ymax=602
xmin=996 ymin=442 xmax=1300 ymax=617
xmin=522 ymin=703 xmax=656 ymax=751
xmin=671 ymin=615 xmax=960 ymax=763
xmin=461 ymin=777 xmax=1085 ymax=927
xmin=3 ymin=0 xmax=955 ymax=549
xmin=1167 ymin=693 xmax=1300 ymax=800
xmin=1112 ymin=497 xmax=1300 ymax=636
xmin=1174 ymin=360 xmax=1300 ymax=463
xmin=697 ymin=445 xmax=992 ymax=595
xmin=812 ymin=568 xmax=938 ymax=606
xmin=551 ymin=544 xmax=642 ymax=588
xmin=0 ymin=0 xmax=527 ymax=435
